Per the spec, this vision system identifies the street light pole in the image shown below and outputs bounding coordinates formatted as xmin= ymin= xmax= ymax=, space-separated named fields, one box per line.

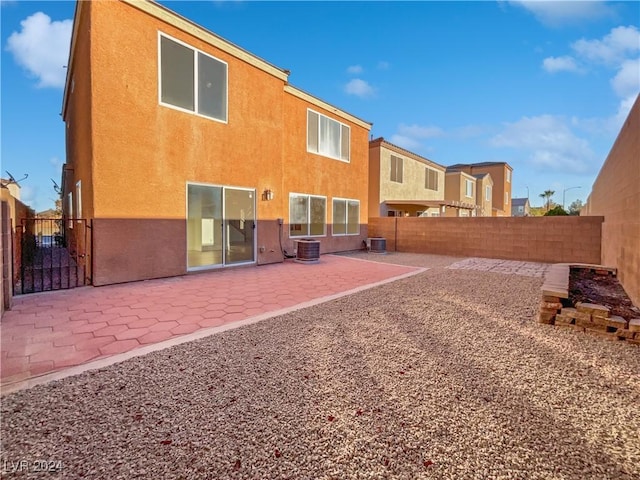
xmin=562 ymin=186 xmax=581 ymax=210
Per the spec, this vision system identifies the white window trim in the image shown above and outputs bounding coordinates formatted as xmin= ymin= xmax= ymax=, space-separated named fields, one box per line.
xmin=158 ymin=31 xmax=229 ymax=124
xmin=332 ymin=197 xmax=360 ymax=237
xmin=485 ymin=186 xmax=491 ymax=202
xmin=465 ymin=179 xmax=473 ymax=198
xmin=67 ymin=192 xmax=73 ymax=229
xmin=306 ymin=108 xmax=350 ymax=163
xmin=288 ymin=192 xmax=327 ymax=238
xmin=76 ymin=180 xmax=82 ymax=222
xmin=505 ymin=192 xmax=509 ymax=205
xmin=506 ymin=169 xmax=511 ymax=183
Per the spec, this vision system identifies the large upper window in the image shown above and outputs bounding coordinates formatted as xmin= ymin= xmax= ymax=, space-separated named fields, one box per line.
xmin=159 ymin=34 xmax=228 ymax=122
xmin=425 ymin=167 xmax=438 ymax=190
xmin=506 ymin=169 xmax=511 ymax=183
xmin=307 ymin=110 xmax=350 ymax=162
xmin=390 ymin=155 xmax=403 ymax=183
xmin=332 ymin=198 xmax=360 ymax=236
xmin=289 ymin=194 xmax=326 ymax=237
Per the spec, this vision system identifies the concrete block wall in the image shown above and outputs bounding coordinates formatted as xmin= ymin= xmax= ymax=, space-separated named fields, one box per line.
xmin=582 ymin=95 xmax=639 ymax=306
xmin=369 ymin=216 xmax=603 ymax=264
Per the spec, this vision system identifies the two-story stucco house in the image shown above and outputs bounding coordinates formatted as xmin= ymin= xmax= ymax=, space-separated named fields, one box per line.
xmin=61 ymin=0 xmax=371 ymax=286
xmin=368 ymin=138 xmax=447 ymax=217
xmin=446 ymin=162 xmax=513 ymax=216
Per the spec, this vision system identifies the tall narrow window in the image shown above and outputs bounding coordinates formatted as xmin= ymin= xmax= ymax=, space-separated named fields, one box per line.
xmin=76 ymin=181 xmax=82 ymax=221
xmin=506 ymin=169 xmax=511 ymax=183
xmin=390 ymin=155 xmax=403 ymax=183
xmin=67 ymin=192 xmax=73 ymax=229
xmin=465 ymin=179 xmax=473 ymax=197
xmin=159 ymin=33 xmax=227 ymax=122
xmin=425 ymin=167 xmax=438 ymax=190
xmin=485 ymin=185 xmax=491 ymax=201
xmin=332 ymin=198 xmax=360 ymax=236
xmin=307 ymin=110 xmax=350 ymax=162
xmin=289 ymin=194 xmax=326 ymax=237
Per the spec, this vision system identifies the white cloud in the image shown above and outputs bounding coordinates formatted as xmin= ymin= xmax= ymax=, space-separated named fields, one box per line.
xmin=49 ymin=156 xmax=64 ymax=169
xmin=389 ymin=134 xmax=422 ymax=151
xmin=344 ymin=78 xmax=374 ymax=98
xmin=346 ymin=65 xmax=363 ymax=75
xmin=19 ymin=184 xmax=37 ymax=205
xmin=491 ymin=115 xmax=595 ymax=173
xmin=611 ymin=58 xmax=640 ymax=97
xmin=377 ymin=61 xmax=390 ymax=70
xmin=571 ymin=26 xmax=640 ymax=65
xmin=508 ymin=0 xmax=615 ymax=27
xmin=542 ymin=55 xmax=583 ymax=73
xmin=398 ymin=123 xmax=444 ymax=139
xmin=5 ymin=12 xmax=72 ymax=88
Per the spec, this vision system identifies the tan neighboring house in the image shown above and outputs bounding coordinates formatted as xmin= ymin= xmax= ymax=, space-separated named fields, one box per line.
xmin=368 ymin=137 xmax=449 ymax=217
xmin=443 ymin=170 xmax=481 ymax=217
xmin=447 ymin=162 xmax=513 ymax=216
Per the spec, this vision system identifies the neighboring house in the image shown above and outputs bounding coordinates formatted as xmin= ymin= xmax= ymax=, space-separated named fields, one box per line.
xmin=511 ymin=198 xmax=530 ymax=217
xmin=447 ymin=162 xmax=513 ymax=216
xmin=368 ymin=137 xmax=446 ymax=217
xmin=61 ymin=0 xmax=371 ymax=286
xmin=443 ymin=171 xmax=481 ymax=217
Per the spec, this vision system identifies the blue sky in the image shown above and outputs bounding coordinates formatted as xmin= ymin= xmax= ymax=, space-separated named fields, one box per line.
xmin=2 ymin=1 xmax=639 ymax=212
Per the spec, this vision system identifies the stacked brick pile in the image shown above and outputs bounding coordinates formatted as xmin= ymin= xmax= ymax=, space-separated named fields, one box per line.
xmin=538 ymin=298 xmax=640 ymax=345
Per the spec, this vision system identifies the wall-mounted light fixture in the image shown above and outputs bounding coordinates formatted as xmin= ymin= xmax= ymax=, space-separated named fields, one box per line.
xmin=263 ymin=189 xmax=274 ymax=201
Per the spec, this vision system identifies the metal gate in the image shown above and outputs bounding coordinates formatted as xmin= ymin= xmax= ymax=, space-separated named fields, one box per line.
xmin=15 ymin=218 xmax=90 ymax=294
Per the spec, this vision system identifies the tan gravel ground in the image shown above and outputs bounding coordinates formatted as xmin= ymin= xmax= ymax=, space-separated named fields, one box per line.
xmin=1 ymin=254 xmax=639 ymax=479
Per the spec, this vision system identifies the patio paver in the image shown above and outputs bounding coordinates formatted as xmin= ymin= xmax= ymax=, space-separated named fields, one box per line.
xmin=1 ymin=255 xmax=423 ymax=391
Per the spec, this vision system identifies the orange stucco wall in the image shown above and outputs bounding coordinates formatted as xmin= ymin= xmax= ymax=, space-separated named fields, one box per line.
xmin=582 ymin=95 xmax=639 ymax=305
xmin=65 ymin=1 xmax=370 ymax=285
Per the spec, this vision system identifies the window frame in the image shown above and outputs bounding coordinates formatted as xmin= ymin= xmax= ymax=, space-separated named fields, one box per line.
xmin=390 ymin=155 xmax=403 ymax=183
xmin=306 ymin=109 xmax=350 ymax=162
xmin=505 ymin=192 xmax=509 ymax=205
xmin=465 ymin=179 xmax=474 ymax=198
xmin=288 ymin=193 xmax=327 ymax=238
xmin=158 ymin=32 xmax=229 ymax=123
xmin=425 ymin=167 xmax=438 ymax=191
xmin=67 ymin=192 xmax=73 ymax=229
xmin=506 ymin=169 xmax=511 ymax=183
xmin=332 ymin=197 xmax=360 ymax=236
xmin=485 ymin=185 xmax=491 ymax=202
xmin=76 ymin=180 xmax=82 ymax=222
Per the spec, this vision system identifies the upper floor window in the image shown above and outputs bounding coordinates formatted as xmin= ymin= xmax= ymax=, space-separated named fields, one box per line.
xmin=485 ymin=185 xmax=491 ymax=201
xmin=159 ymin=33 xmax=228 ymax=122
xmin=307 ymin=110 xmax=350 ymax=161
xmin=390 ymin=155 xmax=403 ymax=183
xmin=289 ymin=193 xmax=326 ymax=237
xmin=425 ymin=167 xmax=438 ymax=191
xmin=506 ymin=169 xmax=511 ymax=183
xmin=465 ymin=179 xmax=474 ymax=198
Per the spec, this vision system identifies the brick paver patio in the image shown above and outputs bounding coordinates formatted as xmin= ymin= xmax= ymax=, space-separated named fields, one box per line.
xmin=1 ymin=255 xmax=423 ymax=391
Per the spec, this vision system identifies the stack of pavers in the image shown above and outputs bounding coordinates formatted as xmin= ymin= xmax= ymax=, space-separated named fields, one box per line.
xmin=556 ymin=303 xmax=622 ymax=337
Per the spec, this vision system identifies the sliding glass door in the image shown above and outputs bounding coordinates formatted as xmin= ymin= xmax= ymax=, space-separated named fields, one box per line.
xmin=187 ymin=184 xmax=255 ymax=270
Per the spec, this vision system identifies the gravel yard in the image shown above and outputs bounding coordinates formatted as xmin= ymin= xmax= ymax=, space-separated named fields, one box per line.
xmin=2 ymin=254 xmax=639 ymax=479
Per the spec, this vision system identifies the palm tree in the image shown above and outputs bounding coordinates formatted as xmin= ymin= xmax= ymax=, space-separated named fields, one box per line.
xmin=539 ymin=190 xmax=555 ymax=211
